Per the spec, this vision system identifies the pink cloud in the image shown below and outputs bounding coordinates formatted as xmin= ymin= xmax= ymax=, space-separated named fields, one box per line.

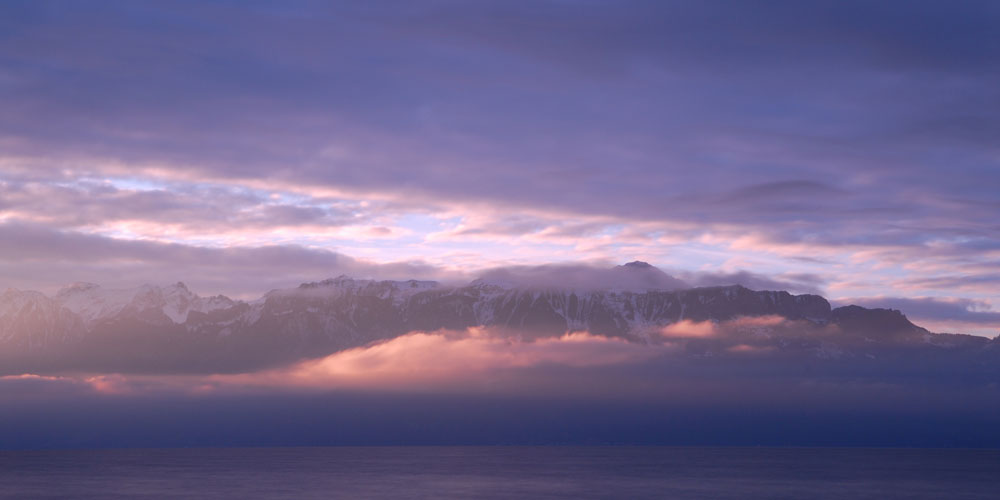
xmin=727 ymin=344 xmax=774 ymax=354
xmin=727 ymin=315 xmax=789 ymax=328
xmin=660 ymin=320 xmax=716 ymax=338
xmin=0 ymin=329 xmax=672 ymax=398
xmin=233 ymin=328 xmax=661 ymax=391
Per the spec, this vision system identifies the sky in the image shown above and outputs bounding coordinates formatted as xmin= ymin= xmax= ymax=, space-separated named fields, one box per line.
xmin=1 ymin=0 xmax=1000 ymax=448
xmin=1 ymin=1 xmax=999 ymax=335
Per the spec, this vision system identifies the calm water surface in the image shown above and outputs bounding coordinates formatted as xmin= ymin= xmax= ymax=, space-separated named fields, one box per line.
xmin=0 ymin=446 xmax=997 ymax=499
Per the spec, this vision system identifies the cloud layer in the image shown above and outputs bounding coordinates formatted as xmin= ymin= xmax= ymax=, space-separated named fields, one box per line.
xmin=1 ymin=2 xmax=998 ymax=331
xmin=2 ymin=321 xmax=998 ymax=448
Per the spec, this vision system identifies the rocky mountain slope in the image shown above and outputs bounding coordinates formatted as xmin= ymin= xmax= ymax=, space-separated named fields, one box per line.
xmin=1 ymin=263 xmax=996 ymax=374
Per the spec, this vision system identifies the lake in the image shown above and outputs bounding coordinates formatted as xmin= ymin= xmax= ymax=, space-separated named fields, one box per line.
xmin=1 ymin=446 xmax=997 ymax=499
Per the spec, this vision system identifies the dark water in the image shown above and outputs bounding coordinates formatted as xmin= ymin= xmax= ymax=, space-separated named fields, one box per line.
xmin=0 ymin=446 xmax=997 ymax=499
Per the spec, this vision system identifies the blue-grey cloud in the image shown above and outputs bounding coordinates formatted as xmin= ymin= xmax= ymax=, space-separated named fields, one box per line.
xmin=473 ymin=261 xmax=690 ymax=291
xmin=2 ymin=1 xmax=996 ymax=218
xmin=0 ymin=223 xmax=451 ymax=295
xmin=0 ymin=1 xmax=998 ymax=313
xmin=678 ymin=270 xmax=827 ymax=296
xmin=0 ymin=177 xmax=365 ymax=230
xmin=840 ymin=297 xmax=1000 ymax=328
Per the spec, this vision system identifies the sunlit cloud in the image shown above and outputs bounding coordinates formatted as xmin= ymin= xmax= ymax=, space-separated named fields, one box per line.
xmin=0 ymin=329 xmax=669 ymax=396
xmin=660 ymin=320 xmax=716 ymax=339
xmin=727 ymin=344 xmax=774 ymax=354
xmin=238 ymin=328 xmax=661 ymax=391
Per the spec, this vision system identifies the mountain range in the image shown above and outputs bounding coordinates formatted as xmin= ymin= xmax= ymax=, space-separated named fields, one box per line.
xmin=1 ymin=262 xmax=997 ymax=375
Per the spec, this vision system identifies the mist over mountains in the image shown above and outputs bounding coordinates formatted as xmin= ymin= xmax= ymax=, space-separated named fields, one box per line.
xmin=1 ymin=262 xmax=996 ymax=378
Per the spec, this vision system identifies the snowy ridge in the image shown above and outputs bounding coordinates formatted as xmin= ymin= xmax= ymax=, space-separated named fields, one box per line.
xmin=56 ymin=282 xmax=235 ymax=326
xmin=0 ymin=288 xmax=54 ymax=317
xmin=0 ymin=288 xmax=84 ymax=348
xmin=4 ymin=276 xmax=842 ymax=344
xmin=1 ymin=263 xmax=972 ymax=373
xmin=276 ymin=276 xmax=440 ymax=306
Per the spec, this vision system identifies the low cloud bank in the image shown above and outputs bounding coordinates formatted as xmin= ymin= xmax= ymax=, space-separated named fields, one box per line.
xmin=1 ymin=325 xmax=998 ymax=449
xmin=226 ymin=328 xmax=661 ymax=392
xmin=2 ymin=320 xmax=998 ymax=448
xmin=5 ymin=316 xmax=996 ymax=398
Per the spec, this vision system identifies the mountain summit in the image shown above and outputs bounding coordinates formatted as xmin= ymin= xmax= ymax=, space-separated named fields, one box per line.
xmin=612 ymin=260 xmax=690 ymax=290
xmin=621 ymin=260 xmax=653 ymax=269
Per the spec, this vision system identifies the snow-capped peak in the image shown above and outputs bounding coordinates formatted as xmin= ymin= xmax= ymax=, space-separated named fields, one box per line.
xmin=470 ymin=276 xmax=513 ymax=287
xmin=621 ymin=260 xmax=654 ymax=269
xmin=1 ymin=288 xmax=57 ymax=316
xmin=56 ymin=283 xmax=138 ymax=324
xmin=55 ymin=282 xmax=233 ymax=325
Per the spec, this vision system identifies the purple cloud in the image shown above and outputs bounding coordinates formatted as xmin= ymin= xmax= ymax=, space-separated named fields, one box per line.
xmin=0 ymin=1 xmax=997 ymax=326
